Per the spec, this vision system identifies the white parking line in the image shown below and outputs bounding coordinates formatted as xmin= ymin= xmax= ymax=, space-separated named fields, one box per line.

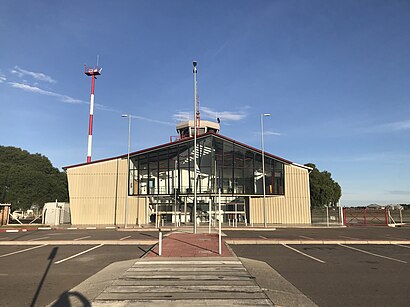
xmin=281 ymin=244 xmax=326 ymax=264
xmin=299 ymin=235 xmax=314 ymax=240
xmin=395 ymin=244 xmax=410 ymax=249
xmin=258 ymin=235 xmax=268 ymax=240
xmin=0 ymin=245 xmax=48 ymax=258
xmin=54 ymin=244 xmax=104 ymax=264
xmin=29 ymin=236 xmax=50 ymax=241
xmin=338 ymin=244 xmax=407 ymax=264
xmin=74 ymin=236 xmax=91 ymax=241
xmin=119 ymin=236 xmax=131 ymax=241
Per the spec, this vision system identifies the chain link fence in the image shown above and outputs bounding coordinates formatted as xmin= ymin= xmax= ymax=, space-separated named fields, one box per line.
xmin=311 ymin=207 xmax=343 ymax=226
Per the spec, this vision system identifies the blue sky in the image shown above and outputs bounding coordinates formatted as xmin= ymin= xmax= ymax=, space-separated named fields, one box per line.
xmin=1 ymin=1 xmax=410 ymax=206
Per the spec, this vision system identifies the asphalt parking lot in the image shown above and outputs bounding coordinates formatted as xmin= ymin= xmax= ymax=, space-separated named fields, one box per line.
xmin=224 ymin=226 xmax=410 ymax=241
xmin=1 ymin=228 xmax=409 ymax=306
xmin=232 ymin=243 xmax=410 ymax=307
xmin=0 ymin=229 xmax=160 ymax=242
xmin=0 ymin=230 xmax=155 ymax=307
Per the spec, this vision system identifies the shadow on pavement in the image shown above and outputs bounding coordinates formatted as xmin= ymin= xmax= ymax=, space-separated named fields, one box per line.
xmin=51 ymin=291 xmax=91 ymax=307
xmin=30 ymin=247 xmax=58 ymax=307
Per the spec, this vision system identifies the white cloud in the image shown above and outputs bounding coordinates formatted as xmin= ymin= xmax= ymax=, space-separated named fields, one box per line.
xmin=264 ymin=131 xmax=282 ymax=136
xmin=173 ymin=111 xmax=191 ymax=122
xmin=0 ymin=75 xmax=6 ymax=83
xmin=365 ymin=119 xmax=410 ymax=133
xmin=381 ymin=119 xmax=410 ymax=131
xmin=201 ymin=106 xmax=247 ymax=121
xmin=8 ymin=82 xmax=84 ymax=104
xmin=131 ymin=115 xmax=174 ymax=126
xmin=11 ymin=66 xmax=56 ymax=83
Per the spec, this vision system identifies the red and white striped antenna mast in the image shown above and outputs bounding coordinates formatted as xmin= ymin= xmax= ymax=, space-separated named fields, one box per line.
xmin=84 ymin=58 xmax=102 ymax=163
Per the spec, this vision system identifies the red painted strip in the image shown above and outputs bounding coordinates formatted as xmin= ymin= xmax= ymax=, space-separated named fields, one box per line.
xmin=88 ymin=115 xmax=93 ymax=135
xmin=87 ymin=156 xmax=91 ymax=163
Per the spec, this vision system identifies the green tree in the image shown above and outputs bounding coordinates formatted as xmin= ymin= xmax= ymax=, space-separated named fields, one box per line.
xmin=0 ymin=146 xmax=68 ymax=210
xmin=305 ymin=163 xmax=342 ymax=208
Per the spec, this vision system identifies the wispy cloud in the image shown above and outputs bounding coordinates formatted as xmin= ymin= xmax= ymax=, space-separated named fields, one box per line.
xmin=380 ymin=119 xmax=410 ymax=132
xmin=201 ymin=106 xmax=247 ymax=121
xmin=131 ymin=115 xmax=174 ymax=126
xmin=11 ymin=66 xmax=56 ymax=83
xmin=364 ymin=119 xmax=410 ymax=133
xmin=7 ymin=80 xmax=174 ymax=126
xmin=8 ymin=82 xmax=85 ymax=104
xmin=173 ymin=111 xmax=191 ymax=122
xmin=264 ymin=131 xmax=282 ymax=136
xmin=172 ymin=107 xmax=247 ymax=123
xmin=0 ymin=75 xmax=6 ymax=83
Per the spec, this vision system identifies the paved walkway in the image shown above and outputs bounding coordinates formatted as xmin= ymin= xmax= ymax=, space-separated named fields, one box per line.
xmin=88 ymin=232 xmax=274 ymax=306
xmin=147 ymin=232 xmax=232 ymax=257
xmin=92 ymin=257 xmax=273 ymax=306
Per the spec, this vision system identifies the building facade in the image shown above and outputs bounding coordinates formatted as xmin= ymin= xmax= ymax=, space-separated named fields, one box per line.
xmin=65 ymin=123 xmax=311 ymax=226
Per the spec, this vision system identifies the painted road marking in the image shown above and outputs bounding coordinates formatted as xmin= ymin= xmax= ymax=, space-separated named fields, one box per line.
xmin=340 ymin=236 xmax=359 ymax=240
xmin=258 ymin=236 xmax=268 ymax=240
xmin=338 ymin=244 xmax=407 ymax=264
xmin=74 ymin=236 xmax=91 ymax=241
xmin=395 ymin=244 xmax=410 ymax=249
xmin=54 ymin=244 xmax=104 ymax=264
xmin=29 ymin=236 xmax=50 ymax=241
xmin=5 ymin=230 xmax=18 ymax=233
xmin=120 ymin=236 xmax=131 ymax=241
xmin=299 ymin=235 xmax=314 ymax=240
xmin=0 ymin=245 xmax=48 ymax=258
xmin=281 ymin=244 xmax=326 ymax=264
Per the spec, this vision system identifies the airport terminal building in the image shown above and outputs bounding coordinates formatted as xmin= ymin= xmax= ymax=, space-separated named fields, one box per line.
xmin=64 ymin=120 xmax=312 ymax=226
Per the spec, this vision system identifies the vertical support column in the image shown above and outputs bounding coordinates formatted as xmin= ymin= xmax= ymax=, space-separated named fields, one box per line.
xmin=343 ymin=207 xmax=346 ymax=226
xmin=326 ymin=205 xmax=329 ymax=227
xmin=384 ymin=208 xmax=389 ymax=225
xmin=218 ymin=187 xmax=222 ymax=255
xmin=158 ymin=231 xmax=162 ymax=256
xmin=208 ymin=198 xmax=211 ymax=234
xmin=364 ymin=208 xmax=367 ymax=225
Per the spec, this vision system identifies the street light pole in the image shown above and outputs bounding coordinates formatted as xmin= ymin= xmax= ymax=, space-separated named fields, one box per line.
xmin=261 ymin=113 xmax=271 ymax=228
xmin=122 ymin=114 xmax=132 ymax=228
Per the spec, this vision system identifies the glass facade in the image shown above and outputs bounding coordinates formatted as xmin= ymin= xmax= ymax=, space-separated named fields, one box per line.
xmin=129 ymin=135 xmax=285 ymax=196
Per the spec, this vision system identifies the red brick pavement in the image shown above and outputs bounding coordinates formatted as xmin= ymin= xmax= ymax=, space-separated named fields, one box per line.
xmin=146 ymin=232 xmax=234 ymax=257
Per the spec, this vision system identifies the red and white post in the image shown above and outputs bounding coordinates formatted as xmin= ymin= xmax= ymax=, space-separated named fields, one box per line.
xmin=87 ymin=75 xmax=95 ymax=163
xmin=84 ymin=65 xmax=102 ymax=163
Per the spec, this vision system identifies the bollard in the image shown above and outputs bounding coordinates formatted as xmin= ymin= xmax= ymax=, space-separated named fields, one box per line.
xmin=159 ymin=231 xmax=162 ymax=256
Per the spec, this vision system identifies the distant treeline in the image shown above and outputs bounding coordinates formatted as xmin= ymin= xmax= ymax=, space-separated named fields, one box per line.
xmin=0 ymin=146 xmax=68 ymax=210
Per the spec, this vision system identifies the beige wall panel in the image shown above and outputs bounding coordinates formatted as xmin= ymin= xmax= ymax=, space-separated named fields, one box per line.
xmin=250 ymin=165 xmax=311 ymax=224
xmin=67 ymin=158 xmax=147 ymax=225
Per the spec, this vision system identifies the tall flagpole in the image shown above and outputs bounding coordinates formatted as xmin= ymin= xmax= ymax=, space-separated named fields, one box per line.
xmin=193 ymin=61 xmax=198 ymax=234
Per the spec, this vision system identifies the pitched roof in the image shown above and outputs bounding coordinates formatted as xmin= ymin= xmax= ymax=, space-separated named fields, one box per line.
xmin=63 ymin=132 xmax=294 ymax=170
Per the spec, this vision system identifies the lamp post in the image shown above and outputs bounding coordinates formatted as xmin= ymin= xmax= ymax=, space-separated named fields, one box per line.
xmin=261 ymin=113 xmax=271 ymax=228
xmin=122 ymin=114 xmax=132 ymax=228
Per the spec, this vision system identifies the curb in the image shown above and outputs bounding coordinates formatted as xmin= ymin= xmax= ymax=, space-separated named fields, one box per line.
xmin=0 ymin=240 xmax=158 ymax=246
xmin=225 ymin=239 xmax=410 ymax=245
